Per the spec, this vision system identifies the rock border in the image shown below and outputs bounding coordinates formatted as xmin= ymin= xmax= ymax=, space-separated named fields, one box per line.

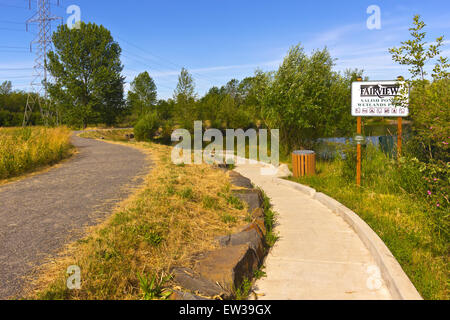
xmin=275 ymin=177 xmax=423 ymax=300
xmin=170 ymin=170 xmax=269 ymax=300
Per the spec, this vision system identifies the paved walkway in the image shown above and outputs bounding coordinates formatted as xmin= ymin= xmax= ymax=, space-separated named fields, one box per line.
xmin=0 ymin=135 xmax=149 ymax=299
xmin=235 ymin=163 xmax=392 ymax=300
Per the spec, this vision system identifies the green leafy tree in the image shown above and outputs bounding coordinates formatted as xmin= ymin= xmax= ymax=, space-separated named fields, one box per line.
xmin=389 ymin=15 xmax=449 ymax=80
xmin=174 ymin=67 xmax=196 ymax=101
xmin=127 ymin=71 xmax=157 ymax=117
xmin=173 ymin=68 xmax=197 ymax=130
xmin=0 ymin=81 xmax=12 ymax=95
xmin=134 ymin=112 xmax=161 ymax=142
xmin=389 ymin=15 xmax=449 ymax=212
xmin=0 ymin=87 xmax=41 ymax=126
xmin=262 ymin=44 xmax=356 ymax=151
xmin=47 ymin=22 xmax=125 ymax=128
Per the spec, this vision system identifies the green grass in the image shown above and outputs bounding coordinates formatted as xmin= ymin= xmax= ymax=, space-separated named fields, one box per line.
xmin=138 ymin=272 xmax=173 ymax=300
xmin=234 ymin=277 xmax=253 ymax=300
xmin=254 ymin=266 xmax=267 ymax=280
xmin=220 ymin=213 xmax=238 ymax=224
xmin=0 ymin=126 xmax=73 ymax=181
xmin=259 ymin=189 xmax=279 ymax=248
xmin=292 ymin=151 xmax=449 ymax=300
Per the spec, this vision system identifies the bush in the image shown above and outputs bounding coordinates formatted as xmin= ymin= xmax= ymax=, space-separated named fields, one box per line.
xmin=134 ymin=112 xmax=161 ymax=142
xmin=397 ymin=158 xmax=449 ymax=210
xmin=407 ymin=79 xmax=449 ymax=163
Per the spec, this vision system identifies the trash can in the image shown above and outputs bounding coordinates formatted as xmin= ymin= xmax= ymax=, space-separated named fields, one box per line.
xmin=292 ymin=150 xmax=316 ymax=178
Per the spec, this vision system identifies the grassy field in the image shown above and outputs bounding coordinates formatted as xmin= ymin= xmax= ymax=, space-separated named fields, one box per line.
xmin=28 ymin=130 xmax=251 ymax=300
xmin=0 ymin=127 xmax=73 ymax=181
xmin=293 ymin=153 xmax=449 ymax=300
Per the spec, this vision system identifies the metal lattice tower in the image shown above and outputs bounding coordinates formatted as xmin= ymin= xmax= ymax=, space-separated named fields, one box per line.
xmin=23 ymin=0 xmax=62 ymax=126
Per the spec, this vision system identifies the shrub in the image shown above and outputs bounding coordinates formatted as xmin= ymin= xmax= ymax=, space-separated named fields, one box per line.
xmin=397 ymin=158 xmax=449 ymax=212
xmin=134 ymin=112 xmax=161 ymax=142
xmin=407 ymin=79 xmax=449 ymax=163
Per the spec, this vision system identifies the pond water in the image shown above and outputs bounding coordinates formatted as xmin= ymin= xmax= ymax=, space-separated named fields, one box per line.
xmin=316 ymin=123 xmax=412 ymax=159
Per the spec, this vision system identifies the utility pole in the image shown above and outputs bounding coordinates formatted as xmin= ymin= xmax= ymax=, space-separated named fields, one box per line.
xmin=23 ymin=0 xmax=62 ymax=126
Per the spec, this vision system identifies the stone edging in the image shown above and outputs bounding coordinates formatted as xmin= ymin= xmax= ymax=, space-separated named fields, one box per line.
xmin=169 ymin=171 xmax=269 ymax=300
xmin=274 ymin=178 xmax=423 ymax=300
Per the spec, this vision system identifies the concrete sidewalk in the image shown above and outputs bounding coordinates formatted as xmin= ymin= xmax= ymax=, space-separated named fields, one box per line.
xmin=234 ymin=163 xmax=392 ymax=300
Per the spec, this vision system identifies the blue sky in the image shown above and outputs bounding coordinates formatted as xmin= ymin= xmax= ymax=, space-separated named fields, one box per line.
xmin=1 ymin=0 xmax=449 ymax=99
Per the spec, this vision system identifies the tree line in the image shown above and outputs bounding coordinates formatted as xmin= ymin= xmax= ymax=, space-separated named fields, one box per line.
xmin=1 ymin=21 xmax=361 ymax=152
xmin=132 ymin=47 xmax=364 ymax=153
xmin=1 ymin=17 xmax=447 ymax=159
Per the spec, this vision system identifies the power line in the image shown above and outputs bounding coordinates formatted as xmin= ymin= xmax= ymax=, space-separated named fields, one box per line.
xmin=0 ymin=67 xmax=33 ymax=71
xmin=117 ymin=35 xmax=221 ymax=85
xmin=123 ymin=63 xmax=175 ymax=92
xmin=0 ymin=45 xmax=28 ymax=49
xmin=0 ymin=20 xmax=25 ymax=25
xmin=0 ymin=2 xmax=28 ymax=9
xmin=0 ymin=27 xmax=32 ymax=33
xmin=0 ymin=75 xmax=34 ymax=79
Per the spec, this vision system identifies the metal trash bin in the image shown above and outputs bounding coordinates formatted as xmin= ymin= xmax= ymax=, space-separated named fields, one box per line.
xmin=292 ymin=150 xmax=316 ymax=178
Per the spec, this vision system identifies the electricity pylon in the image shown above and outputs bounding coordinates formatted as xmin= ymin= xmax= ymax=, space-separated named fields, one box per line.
xmin=23 ymin=0 xmax=62 ymax=126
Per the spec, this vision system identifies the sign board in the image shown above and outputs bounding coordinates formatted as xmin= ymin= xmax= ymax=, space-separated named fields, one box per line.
xmin=354 ymin=134 xmax=365 ymax=145
xmin=352 ymin=81 xmax=409 ymax=117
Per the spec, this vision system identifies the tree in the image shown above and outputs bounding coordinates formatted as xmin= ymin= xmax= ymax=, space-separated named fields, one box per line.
xmin=47 ymin=22 xmax=125 ymax=128
xmin=127 ymin=71 xmax=157 ymax=117
xmin=0 ymin=87 xmax=40 ymax=126
xmin=389 ymin=15 xmax=449 ymax=81
xmin=173 ymin=68 xmax=197 ymax=130
xmin=0 ymin=81 xmax=12 ymax=95
xmin=261 ymin=44 xmax=355 ymax=151
xmin=389 ymin=16 xmax=449 ymax=163
xmin=239 ymin=70 xmax=273 ymax=127
xmin=174 ymin=67 xmax=196 ymax=101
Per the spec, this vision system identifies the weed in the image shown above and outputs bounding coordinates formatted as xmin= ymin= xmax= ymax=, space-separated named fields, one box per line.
xmin=167 ymin=185 xmax=175 ymax=196
xmin=219 ymin=192 xmax=244 ymax=210
xmin=179 ymin=187 xmax=195 ymax=200
xmin=259 ymin=191 xmax=279 ymax=248
xmin=144 ymin=232 xmax=163 ymax=247
xmin=234 ymin=277 xmax=253 ymax=300
xmin=221 ymin=213 xmax=237 ymax=224
xmin=202 ymin=196 xmax=219 ymax=209
xmin=138 ymin=272 xmax=172 ymax=300
xmin=254 ymin=267 xmax=267 ymax=280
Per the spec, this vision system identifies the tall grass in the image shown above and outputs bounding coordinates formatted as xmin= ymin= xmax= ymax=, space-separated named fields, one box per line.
xmin=0 ymin=127 xmax=73 ymax=180
xmin=294 ymin=145 xmax=449 ymax=300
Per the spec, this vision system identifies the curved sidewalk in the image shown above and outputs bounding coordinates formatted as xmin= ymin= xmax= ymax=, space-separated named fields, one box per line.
xmin=235 ymin=163 xmax=392 ymax=300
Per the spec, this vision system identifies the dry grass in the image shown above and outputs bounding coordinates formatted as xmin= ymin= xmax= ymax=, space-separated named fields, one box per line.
xmin=0 ymin=126 xmax=73 ymax=181
xmin=79 ymin=129 xmax=133 ymax=142
xmin=27 ymin=136 xmax=248 ymax=300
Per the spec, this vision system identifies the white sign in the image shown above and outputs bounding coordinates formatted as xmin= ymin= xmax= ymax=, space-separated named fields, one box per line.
xmin=352 ymin=81 xmax=409 ymax=117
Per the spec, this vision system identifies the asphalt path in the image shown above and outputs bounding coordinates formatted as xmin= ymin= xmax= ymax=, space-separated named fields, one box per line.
xmin=0 ymin=134 xmax=149 ymax=299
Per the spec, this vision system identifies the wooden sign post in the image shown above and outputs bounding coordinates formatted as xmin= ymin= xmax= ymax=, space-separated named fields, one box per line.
xmin=357 ymin=116 xmax=362 ymax=186
xmin=397 ymin=117 xmax=403 ymax=157
xmin=351 ymin=77 xmax=409 ymax=187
